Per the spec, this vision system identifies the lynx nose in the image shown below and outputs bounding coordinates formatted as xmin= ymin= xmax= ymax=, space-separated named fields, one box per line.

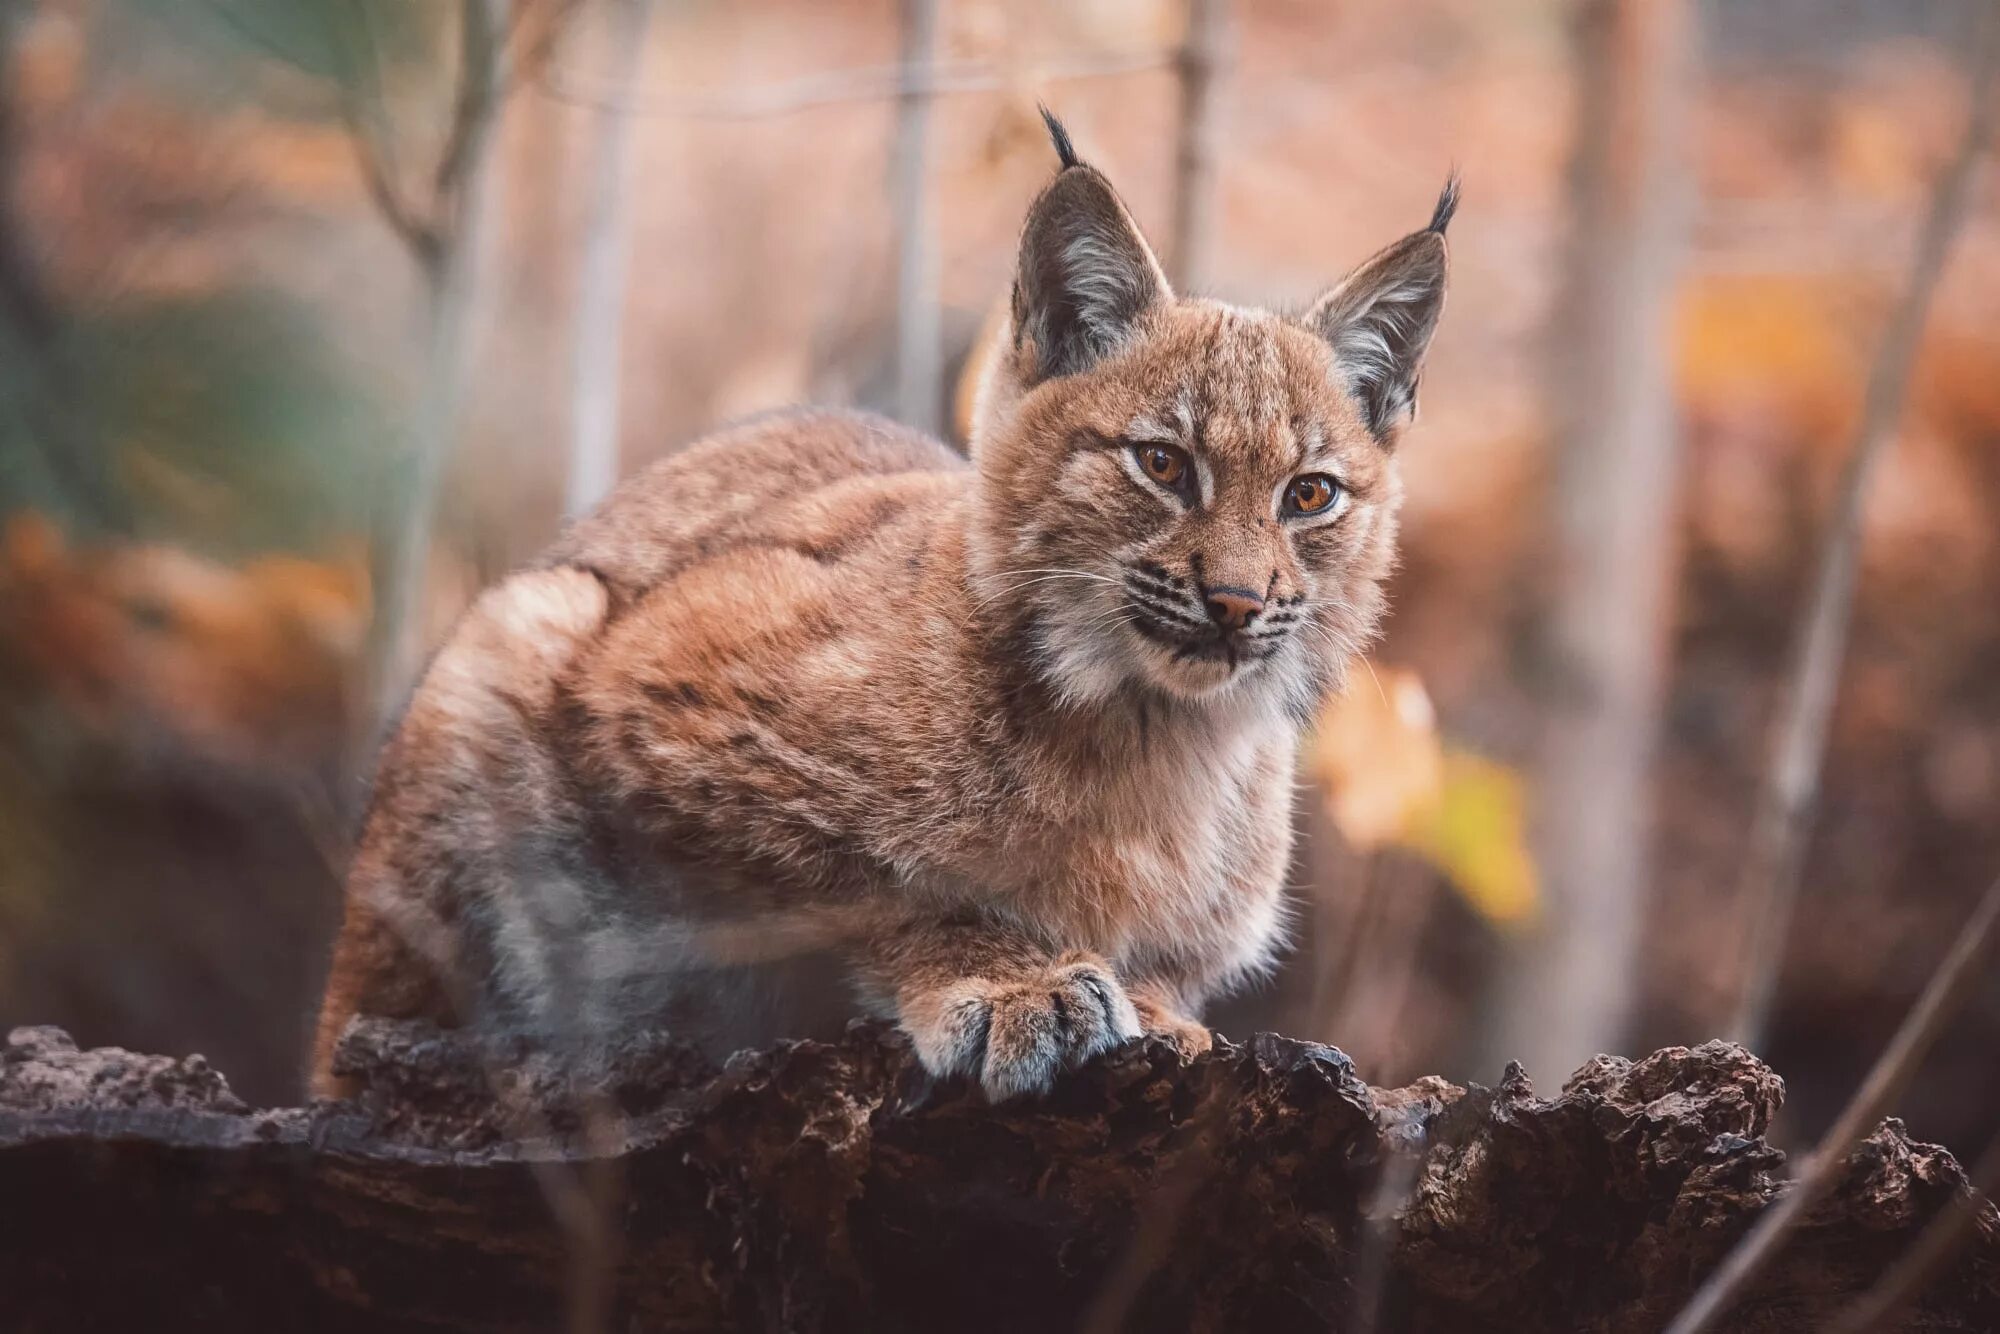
xmin=1203 ymin=586 xmax=1264 ymax=632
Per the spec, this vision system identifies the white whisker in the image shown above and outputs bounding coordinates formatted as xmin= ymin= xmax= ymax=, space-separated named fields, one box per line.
xmin=972 ymin=567 xmax=1122 ymax=606
xmin=1360 ymin=656 xmax=1390 ymax=709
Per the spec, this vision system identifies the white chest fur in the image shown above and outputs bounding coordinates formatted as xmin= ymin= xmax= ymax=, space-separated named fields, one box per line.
xmin=1047 ymin=709 xmax=1292 ymax=966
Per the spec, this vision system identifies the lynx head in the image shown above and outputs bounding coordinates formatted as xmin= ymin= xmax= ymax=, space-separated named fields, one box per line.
xmin=967 ymin=110 xmax=1454 ymax=720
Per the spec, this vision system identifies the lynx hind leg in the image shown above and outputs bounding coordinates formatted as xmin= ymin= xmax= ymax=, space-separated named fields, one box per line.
xmin=311 ymin=878 xmax=460 ymax=1099
xmin=313 ymin=565 xmax=611 ymax=1094
xmin=866 ymin=924 xmax=1141 ymax=1100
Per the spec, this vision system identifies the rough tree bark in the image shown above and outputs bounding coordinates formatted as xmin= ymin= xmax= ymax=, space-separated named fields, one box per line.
xmin=2 ymin=1021 xmax=1994 ymax=1333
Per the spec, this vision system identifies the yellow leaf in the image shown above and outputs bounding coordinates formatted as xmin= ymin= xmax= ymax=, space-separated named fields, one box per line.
xmin=1401 ymin=751 xmax=1540 ymax=927
xmin=1307 ymin=665 xmax=1539 ymax=928
xmin=1306 ymin=665 xmax=1444 ymax=852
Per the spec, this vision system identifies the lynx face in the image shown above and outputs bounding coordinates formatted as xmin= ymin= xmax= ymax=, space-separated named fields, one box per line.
xmin=970 ymin=113 xmax=1454 ymax=719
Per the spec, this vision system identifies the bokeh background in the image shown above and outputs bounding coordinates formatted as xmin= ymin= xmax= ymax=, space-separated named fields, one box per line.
xmin=1 ymin=0 xmax=1996 ymax=1161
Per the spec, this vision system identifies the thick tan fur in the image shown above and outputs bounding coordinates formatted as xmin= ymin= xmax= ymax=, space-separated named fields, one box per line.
xmin=315 ymin=124 xmax=1454 ymax=1099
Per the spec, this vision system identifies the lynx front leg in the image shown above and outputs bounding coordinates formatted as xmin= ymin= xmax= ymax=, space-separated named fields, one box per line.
xmin=856 ymin=916 xmax=1140 ymax=1100
xmin=1127 ymin=978 xmax=1215 ymax=1063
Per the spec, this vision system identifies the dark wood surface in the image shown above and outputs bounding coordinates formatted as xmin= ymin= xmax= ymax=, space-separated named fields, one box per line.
xmin=2 ymin=1019 xmax=1994 ymax=1332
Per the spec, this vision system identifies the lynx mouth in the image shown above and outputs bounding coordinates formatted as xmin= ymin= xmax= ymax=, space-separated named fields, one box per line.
xmin=1126 ymin=604 xmax=1274 ymax=673
xmin=1119 ymin=568 xmax=1292 ymax=686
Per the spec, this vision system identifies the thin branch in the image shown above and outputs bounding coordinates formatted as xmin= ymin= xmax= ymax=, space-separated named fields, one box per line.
xmin=332 ymin=899 xmax=628 ymax=1334
xmin=534 ymin=46 xmax=1177 ymax=119
xmin=1824 ymin=1132 xmax=2000 ymax=1334
xmin=502 ymin=0 xmax=585 ymax=96
xmin=435 ymin=0 xmax=509 ymax=202
xmin=1726 ymin=0 xmax=2000 ymax=1048
xmin=1663 ymin=873 xmax=2000 ymax=1334
xmin=1077 ymin=1079 xmax=1234 ymax=1334
xmin=346 ymin=0 xmax=411 ymax=196
xmin=1348 ymin=1147 xmax=1426 ymax=1332
xmin=344 ymin=124 xmax=441 ymax=268
xmin=321 ymin=6 xmax=441 ymax=267
xmin=354 ymin=0 xmax=520 ymax=764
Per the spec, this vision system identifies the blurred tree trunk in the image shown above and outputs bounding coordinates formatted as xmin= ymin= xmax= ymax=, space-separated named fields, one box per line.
xmin=1169 ymin=0 xmax=1229 ymax=292
xmin=562 ymin=0 xmax=648 ymax=521
xmin=890 ymin=0 xmax=942 ymax=437
xmin=354 ymin=0 xmax=512 ymax=774
xmin=1487 ymin=0 xmax=1694 ymax=1081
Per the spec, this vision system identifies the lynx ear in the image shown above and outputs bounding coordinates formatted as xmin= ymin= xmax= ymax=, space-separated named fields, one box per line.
xmin=1307 ymin=175 xmax=1457 ymax=442
xmin=1010 ymin=109 xmax=1170 ymax=384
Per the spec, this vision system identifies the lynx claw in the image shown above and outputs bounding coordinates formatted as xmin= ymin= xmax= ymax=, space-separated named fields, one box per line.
xmin=1143 ymin=1016 xmax=1215 ymax=1063
xmin=1128 ymin=990 xmax=1214 ymax=1063
xmin=967 ymin=960 xmax=1141 ymax=1101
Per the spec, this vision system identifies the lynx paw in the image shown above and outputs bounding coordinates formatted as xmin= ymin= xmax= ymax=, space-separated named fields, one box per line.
xmin=1129 ymin=990 xmax=1214 ymax=1062
xmin=910 ymin=958 xmax=1141 ymax=1100
xmin=1142 ymin=1011 xmax=1215 ymax=1062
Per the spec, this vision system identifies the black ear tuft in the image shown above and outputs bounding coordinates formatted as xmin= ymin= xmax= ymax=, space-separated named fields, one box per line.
xmin=1427 ymin=171 xmax=1461 ymax=236
xmin=1010 ymin=149 xmax=1169 ymax=383
xmin=1306 ymin=215 xmax=1451 ymax=442
xmin=1038 ymin=104 xmax=1080 ymax=171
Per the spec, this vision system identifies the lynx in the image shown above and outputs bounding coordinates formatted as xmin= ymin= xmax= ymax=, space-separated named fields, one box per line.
xmin=314 ymin=113 xmax=1455 ymax=1100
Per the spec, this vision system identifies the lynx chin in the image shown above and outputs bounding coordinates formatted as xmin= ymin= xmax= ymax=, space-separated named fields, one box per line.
xmin=315 ymin=111 xmax=1456 ymax=1101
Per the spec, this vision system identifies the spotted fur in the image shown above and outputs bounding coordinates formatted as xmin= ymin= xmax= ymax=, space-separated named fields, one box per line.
xmin=314 ymin=116 xmax=1454 ymax=1100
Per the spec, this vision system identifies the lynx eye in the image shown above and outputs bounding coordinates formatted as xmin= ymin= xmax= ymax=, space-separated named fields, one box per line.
xmin=1134 ymin=443 xmax=1190 ymax=490
xmin=1283 ymin=474 xmax=1342 ymax=518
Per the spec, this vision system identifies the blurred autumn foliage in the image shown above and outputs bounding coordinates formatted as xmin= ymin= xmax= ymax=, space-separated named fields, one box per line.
xmin=0 ymin=0 xmax=1995 ymax=1162
xmin=1309 ymin=666 xmax=1538 ymax=928
xmin=0 ymin=511 xmax=359 ymax=769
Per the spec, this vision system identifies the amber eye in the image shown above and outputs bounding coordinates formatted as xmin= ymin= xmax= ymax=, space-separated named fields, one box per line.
xmin=1136 ymin=444 xmax=1188 ymax=486
xmin=1284 ymin=474 xmax=1342 ymax=517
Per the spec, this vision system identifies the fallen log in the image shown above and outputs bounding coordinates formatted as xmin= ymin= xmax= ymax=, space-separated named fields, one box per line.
xmin=1 ymin=1020 xmax=1994 ymax=1332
